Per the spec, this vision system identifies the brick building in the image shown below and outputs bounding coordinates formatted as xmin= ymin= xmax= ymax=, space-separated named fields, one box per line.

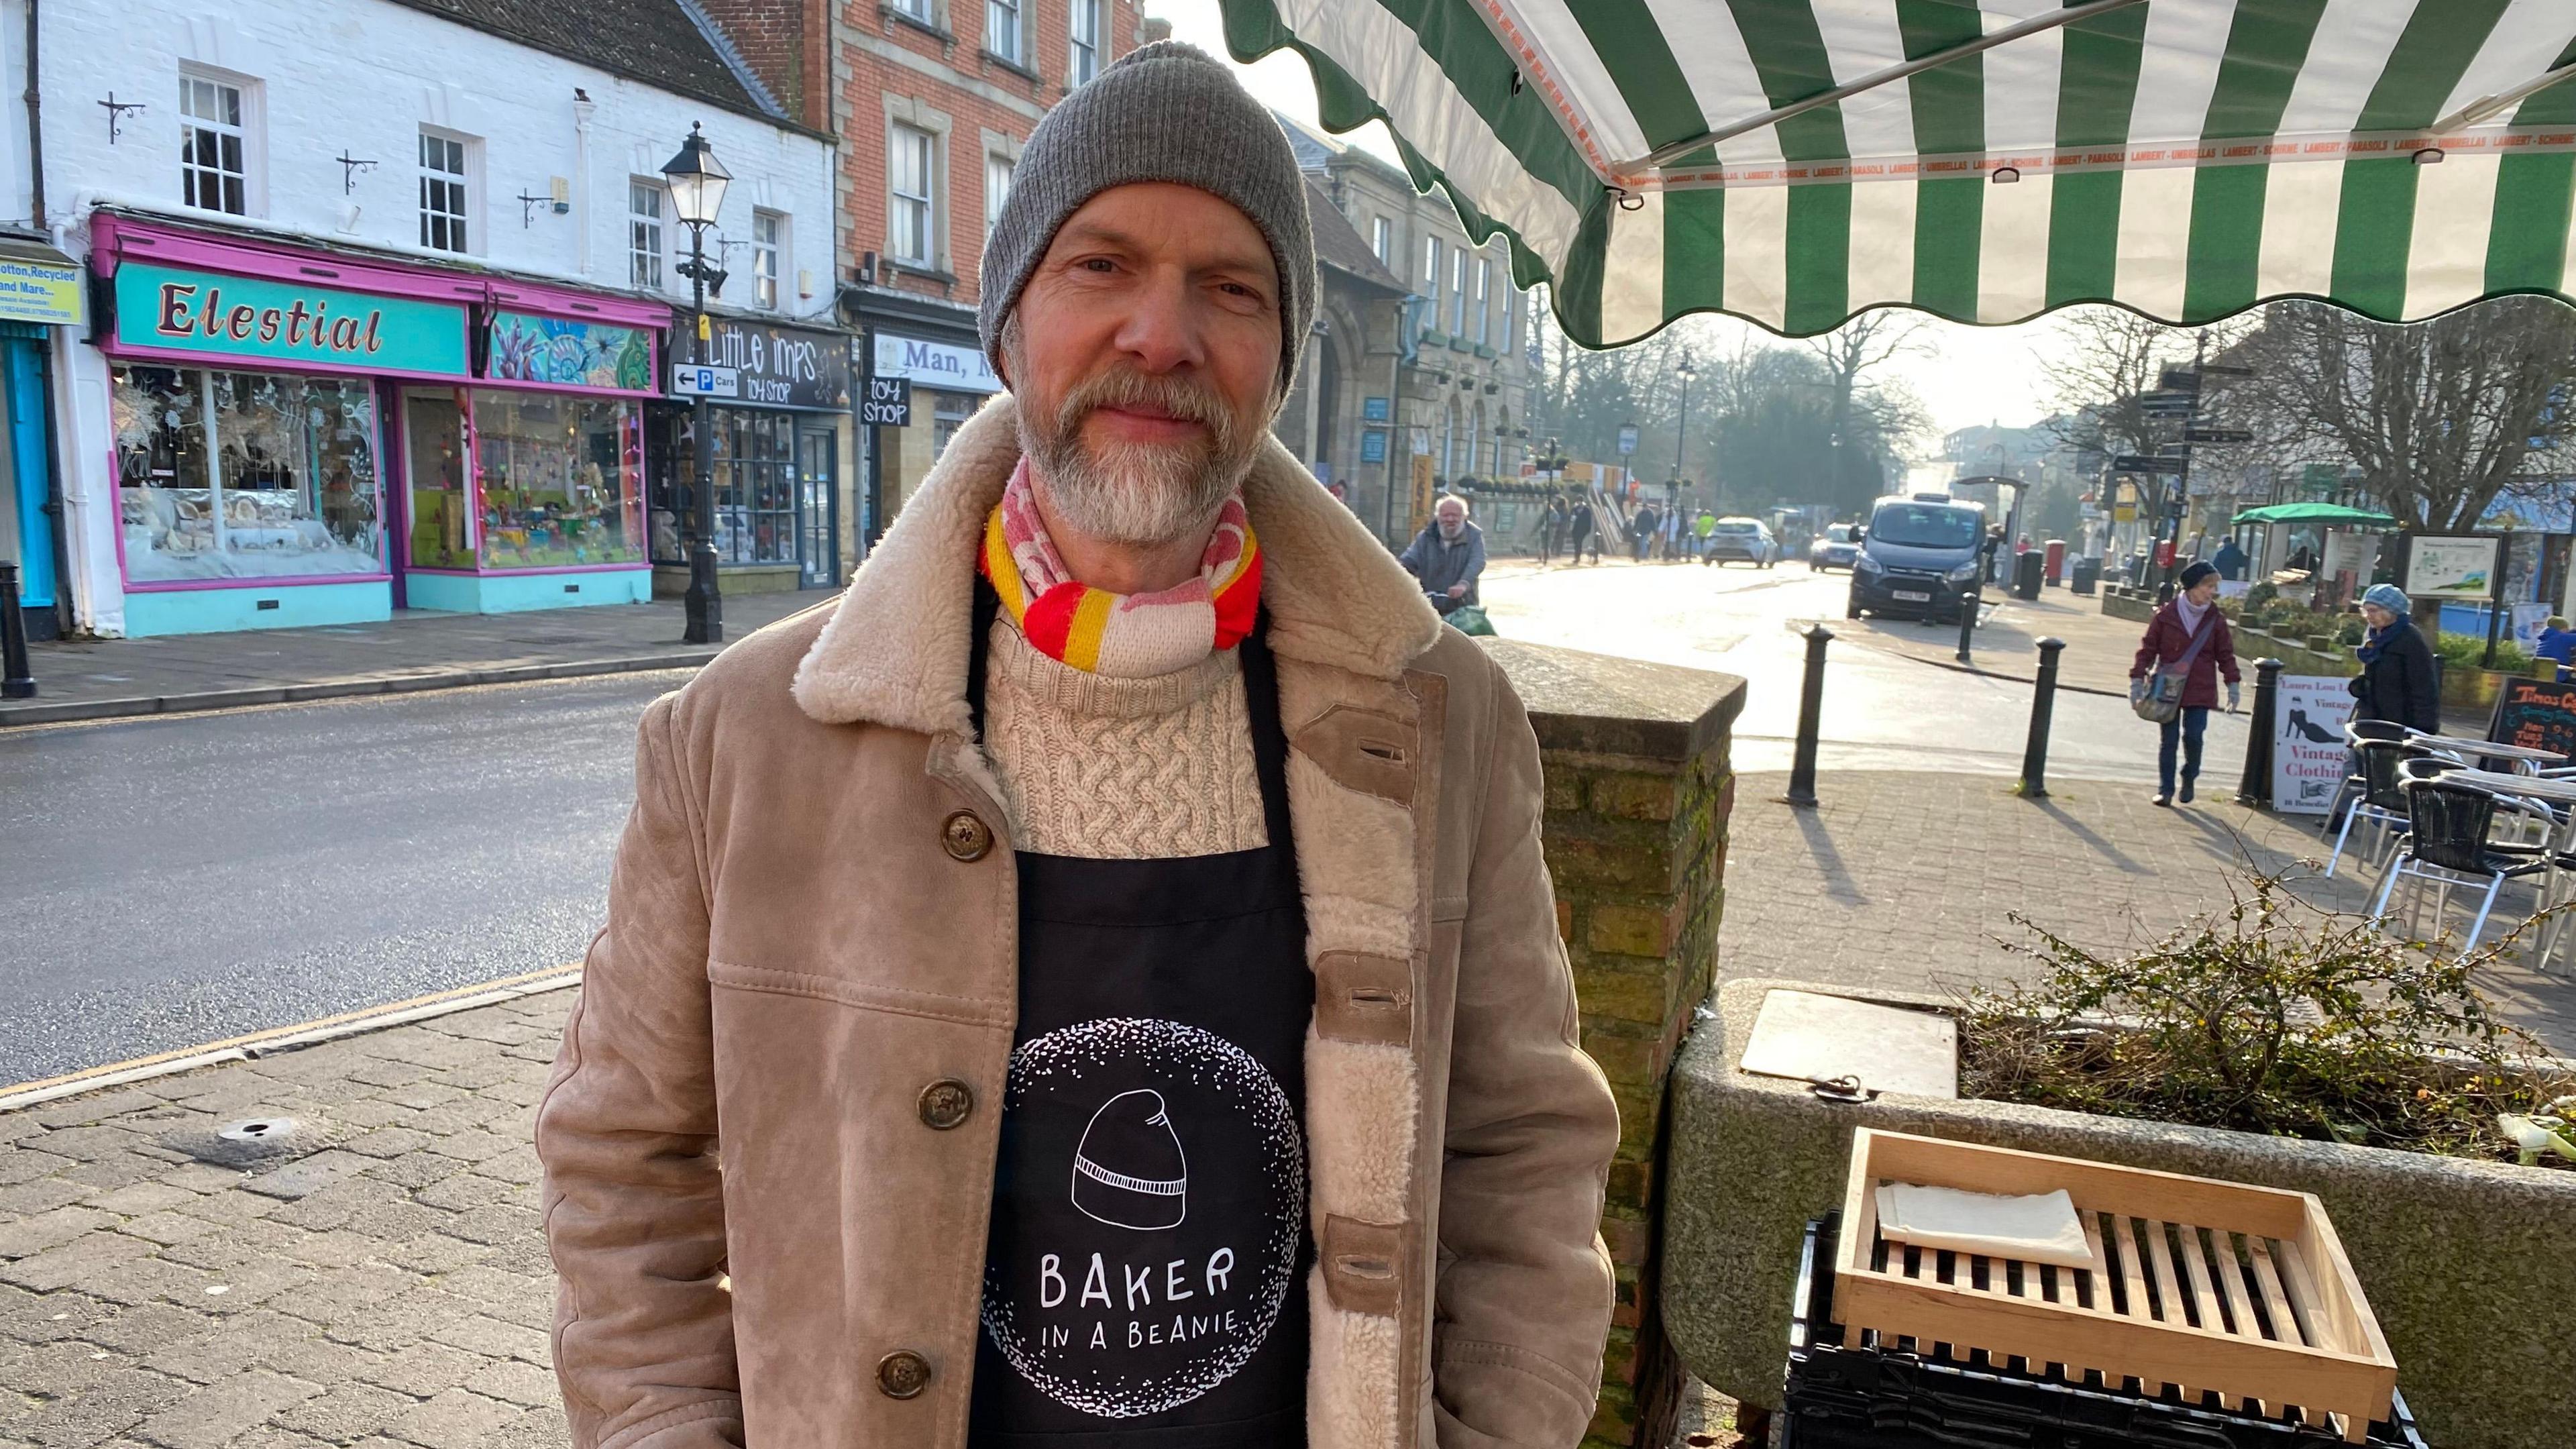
xmin=709 ymin=0 xmax=1153 ymax=547
xmin=1279 ymin=114 xmax=1537 ymax=551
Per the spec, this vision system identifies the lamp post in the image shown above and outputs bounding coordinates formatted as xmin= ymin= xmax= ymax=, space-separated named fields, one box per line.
xmin=662 ymin=122 xmax=732 ymax=645
xmin=1673 ymin=358 xmax=1697 ymax=500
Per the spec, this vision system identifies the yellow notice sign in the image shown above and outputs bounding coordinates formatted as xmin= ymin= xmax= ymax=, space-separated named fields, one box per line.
xmin=0 ymin=256 xmax=83 ymax=327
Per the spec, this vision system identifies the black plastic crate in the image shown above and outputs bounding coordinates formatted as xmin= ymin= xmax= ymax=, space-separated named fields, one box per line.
xmin=1780 ymin=1214 xmax=2427 ymax=1449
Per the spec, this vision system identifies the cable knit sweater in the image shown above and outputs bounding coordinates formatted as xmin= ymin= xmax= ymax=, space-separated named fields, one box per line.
xmin=981 ymin=614 xmax=1267 ymax=859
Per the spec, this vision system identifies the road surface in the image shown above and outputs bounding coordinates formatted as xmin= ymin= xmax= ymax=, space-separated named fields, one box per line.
xmin=0 ymin=560 xmax=2241 ymax=1081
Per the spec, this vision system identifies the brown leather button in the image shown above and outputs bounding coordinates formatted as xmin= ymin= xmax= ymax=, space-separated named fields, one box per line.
xmin=877 ymin=1349 xmax=932 ymax=1399
xmin=941 ymin=810 xmax=993 ymax=862
xmin=918 ymin=1079 xmax=973 ymax=1130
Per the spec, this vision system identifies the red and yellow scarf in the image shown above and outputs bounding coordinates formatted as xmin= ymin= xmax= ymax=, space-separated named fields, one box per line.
xmin=978 ymin=458 xmax=1261 ymax=677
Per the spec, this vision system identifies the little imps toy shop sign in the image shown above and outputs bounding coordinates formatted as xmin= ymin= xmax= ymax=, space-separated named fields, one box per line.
xmin=113 ymin=261 xmax=469 ymax=376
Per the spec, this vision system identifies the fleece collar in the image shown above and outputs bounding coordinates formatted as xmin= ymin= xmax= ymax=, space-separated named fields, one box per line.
xmin=792 ymin=394 xmax=1443 ymax=735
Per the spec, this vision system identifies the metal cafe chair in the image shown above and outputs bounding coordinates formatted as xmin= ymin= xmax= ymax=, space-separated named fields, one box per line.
xmin=2325 ymin=738 xmax=2416 ymax=880
xmin=2371 ymin=777 xmax=2555 ymax=951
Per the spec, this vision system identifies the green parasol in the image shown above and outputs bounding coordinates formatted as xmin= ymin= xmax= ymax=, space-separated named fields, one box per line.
xmin=2231 ymin=502 xmax=2399 ymax=526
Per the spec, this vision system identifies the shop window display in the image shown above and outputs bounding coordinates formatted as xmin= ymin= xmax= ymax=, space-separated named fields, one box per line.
xmin=112 ymin=366 xmax=384 ymax=584
xmin=469 ymin=391 xmax=643 ymax=570
xmin=647 ymin=407 xmax=798 ymax=566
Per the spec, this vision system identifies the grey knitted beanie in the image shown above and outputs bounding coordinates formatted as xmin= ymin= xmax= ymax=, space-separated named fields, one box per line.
xmin=979 ymin=40 xmax=1315 ymax=396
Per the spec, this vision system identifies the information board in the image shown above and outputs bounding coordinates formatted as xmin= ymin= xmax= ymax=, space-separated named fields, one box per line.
xmin=2487 ymin=677 xmax=2576 ymax=763
xmin=2272 ymin=676 xmax=2355 ymax=814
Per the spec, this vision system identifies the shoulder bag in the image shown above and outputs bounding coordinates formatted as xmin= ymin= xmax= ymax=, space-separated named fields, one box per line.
xmin=2135 ymin=608 xmax=2219 ymax=724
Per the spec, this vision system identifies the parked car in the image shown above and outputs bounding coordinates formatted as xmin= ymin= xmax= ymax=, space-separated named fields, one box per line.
xmin=1847 ymin=496 xmax=1986 ymax=622
xmin=1702 ymin=517 xmax=1780 ymax=568
xmin=1808 ymin=523 xmax=1860 ymax=572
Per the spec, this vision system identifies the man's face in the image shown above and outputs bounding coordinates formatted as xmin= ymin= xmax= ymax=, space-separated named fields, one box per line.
xmin=1436 ymin=500 xmax=1466 ymax=540
xmin=1003 ymin=182 xmax=1283 ymax=547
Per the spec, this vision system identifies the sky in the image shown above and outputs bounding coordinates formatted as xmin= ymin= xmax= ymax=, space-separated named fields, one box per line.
xmin=1140 ymin=0 xmax=2074 ymax=447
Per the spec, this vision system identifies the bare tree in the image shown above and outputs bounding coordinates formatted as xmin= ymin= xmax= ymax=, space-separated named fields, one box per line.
xmin=2042 ymin=307 xmax=2211 ymax=460
xmin=2233 ymin=298 xmax=2576 ymax=532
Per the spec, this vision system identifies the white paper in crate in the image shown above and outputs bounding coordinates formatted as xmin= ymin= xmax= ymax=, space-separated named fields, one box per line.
xmin=1874 ymin=1183 xmax=2100 ymax=1271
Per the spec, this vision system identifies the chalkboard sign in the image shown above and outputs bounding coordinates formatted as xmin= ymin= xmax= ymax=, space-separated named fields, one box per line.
xmin=2486 ymin=677 xmax=2576 ymax=762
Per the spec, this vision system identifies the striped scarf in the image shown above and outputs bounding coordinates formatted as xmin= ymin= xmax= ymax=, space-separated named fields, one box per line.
xmin=978 ymin=458 xmax=1260 ymax=677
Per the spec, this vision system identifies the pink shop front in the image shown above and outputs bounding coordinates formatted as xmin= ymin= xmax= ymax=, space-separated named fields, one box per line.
xmin=89 ymin=214 xmax=669 ymax=635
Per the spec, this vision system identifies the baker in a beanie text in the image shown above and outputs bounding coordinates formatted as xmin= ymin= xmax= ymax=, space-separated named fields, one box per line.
xmin=535 ymin=41 xmax=1619 ymax=1449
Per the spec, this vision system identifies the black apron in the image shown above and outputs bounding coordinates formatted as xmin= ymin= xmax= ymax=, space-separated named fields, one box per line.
xmin=965 ymin=586 xmax=1312 ymax=1449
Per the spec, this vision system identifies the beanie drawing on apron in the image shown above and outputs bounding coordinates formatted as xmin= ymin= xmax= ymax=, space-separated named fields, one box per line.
xmin=1071 ymin=1089 xmax=1188 ymax=1230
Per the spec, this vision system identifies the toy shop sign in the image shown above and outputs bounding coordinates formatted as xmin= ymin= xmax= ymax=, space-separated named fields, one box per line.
xmin=669 ymin=318 xmax=853 ymax=412
xmin=113 ymin=262 xmax=469 ymax=376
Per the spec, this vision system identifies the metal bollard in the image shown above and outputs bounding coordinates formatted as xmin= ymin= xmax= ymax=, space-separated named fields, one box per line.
xmin=1954 ymin=590 xmax=1978 ymax=663
xmin=1784 ymin=623 xmax=1831 ymax=807
xmin=2235 ymin=657 xmax=2284 ymax=807
xmin=0 ymin=564 xmax=34 ymax=700
xmin=2017 ymin=637 xmax=2065 ymax=798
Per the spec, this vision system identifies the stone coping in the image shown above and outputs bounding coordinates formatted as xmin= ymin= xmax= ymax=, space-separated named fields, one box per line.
xmin=1479 ymin=637 xmax=1746 ymax=762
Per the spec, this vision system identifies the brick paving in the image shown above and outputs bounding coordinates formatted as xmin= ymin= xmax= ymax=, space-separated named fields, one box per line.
xmin=0 ymin=994 xmax=570 ymax=1449
xmin=4 ymin=592 xmax=831 ymax=727
xmin=1718 ymin=769 xmax=2576 ymax=1053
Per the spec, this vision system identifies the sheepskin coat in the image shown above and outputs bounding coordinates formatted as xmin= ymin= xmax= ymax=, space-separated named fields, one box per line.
xmin=535 ymin=394 xmax=1619 ymax=1449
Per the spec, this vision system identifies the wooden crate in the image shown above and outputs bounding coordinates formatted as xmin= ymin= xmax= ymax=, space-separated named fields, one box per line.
xmin=1835 ymin=1128 xmax=2398 ymax=1443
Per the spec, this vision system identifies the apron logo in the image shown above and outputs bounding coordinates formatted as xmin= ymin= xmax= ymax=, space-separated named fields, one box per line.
xmin=981 ymin=1018 xmax=1305 ymax=1419
xmin=1072 ymin=1089 xmax=1188 ymax=1230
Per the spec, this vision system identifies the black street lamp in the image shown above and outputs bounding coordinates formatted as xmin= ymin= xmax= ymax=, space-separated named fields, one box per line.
xmin=1672 ymin=358 xmax=1697 ymax=500
xmin=663 ymin=122 xmax=733 ymax=645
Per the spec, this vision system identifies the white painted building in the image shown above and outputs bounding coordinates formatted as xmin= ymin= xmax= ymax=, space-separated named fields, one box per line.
xmin=7 ymin=0 xmax=847 ymax=637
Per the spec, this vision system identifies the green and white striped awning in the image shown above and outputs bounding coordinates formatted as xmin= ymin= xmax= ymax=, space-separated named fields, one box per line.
xmin=1218 ymin=0 xmax=2576 ymax=346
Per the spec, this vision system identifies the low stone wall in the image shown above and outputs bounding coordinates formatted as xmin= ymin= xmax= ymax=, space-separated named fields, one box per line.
xmin=1483 ymin=639 xmax=1746 ymax=1449
xmin=2099 ymin=588 xmax=2156 ymax=624
xmin=1661 ymin=977 xmax=2576 ymax=1449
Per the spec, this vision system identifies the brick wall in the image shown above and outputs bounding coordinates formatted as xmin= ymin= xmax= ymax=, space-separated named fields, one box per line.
xmin=834 ymin=0 xmax=1146 ymax=309
xmin=1552 ymin=739 xmax=1729 ymax=1448
xmin=1485 ymin=639 xmax=1742 ymax=1449
xmin=696 ymin=0 xmax=831 ymax=128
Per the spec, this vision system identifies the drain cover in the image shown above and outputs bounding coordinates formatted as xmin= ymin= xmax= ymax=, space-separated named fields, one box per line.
xmin=162 ymin=1114 xmax=321 ymax=1167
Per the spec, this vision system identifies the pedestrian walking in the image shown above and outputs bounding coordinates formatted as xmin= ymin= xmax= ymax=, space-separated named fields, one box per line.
xmin=533 ymin=42 xmax=1617 ymax=1449
xmin=1538 ymin=493 xmax=1567 ymax=565
xmin=1571 ymin=494 xmax=1600 ymax=564
xmin=2349 ymin=582 xmax=2440 ymax=734
xmin=1631 ymin=500 xmax=1659 ymax=561
xmin=2129 ymin=560 xmax=2242 ymax=806
xmin=1660 ymin=505 xmax=1683 ymax=562
xmin=1693 ymin=508 xmax=1715 ymax=562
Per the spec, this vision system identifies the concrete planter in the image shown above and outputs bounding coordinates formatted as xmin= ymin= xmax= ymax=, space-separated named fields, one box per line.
xmin=1661 ymin=977 xmax=2576 ymax=1449
xmin=2237 ymin=628 xmax=2356 ymax=678
xmin=2438 ymin=663 xmax=2514 ymax=714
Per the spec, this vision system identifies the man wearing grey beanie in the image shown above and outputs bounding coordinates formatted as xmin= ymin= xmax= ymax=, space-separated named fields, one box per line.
xmin=539 ymin=39 xmax=1617 ymax=1449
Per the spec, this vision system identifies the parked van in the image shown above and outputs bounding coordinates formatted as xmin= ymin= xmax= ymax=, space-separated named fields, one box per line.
xmin=1847 ymin=495 xmax=1987 ymax=623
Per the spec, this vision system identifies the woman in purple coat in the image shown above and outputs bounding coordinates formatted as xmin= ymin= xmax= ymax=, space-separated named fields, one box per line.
xmin=2129 ymin=561 xmax=2243 ymax=806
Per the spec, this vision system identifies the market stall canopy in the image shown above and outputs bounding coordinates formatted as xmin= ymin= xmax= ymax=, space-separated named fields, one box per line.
xmin=1219 ymin=0 xmax=2576 ymax=346
xmin=2231 ymin=502 xmax=2397 ymax=526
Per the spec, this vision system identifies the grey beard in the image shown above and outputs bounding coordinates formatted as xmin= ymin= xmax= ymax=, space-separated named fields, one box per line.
xmin=1005 ymin=319 xmax=1263 ymax=547
xmin=1024 ymin=420 xmax=1251 ymax=547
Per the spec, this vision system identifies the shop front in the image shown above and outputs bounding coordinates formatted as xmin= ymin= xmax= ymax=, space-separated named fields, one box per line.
xmin=868 ymin=330 xmax=1001 ymax=530
xmin=0 ymin=237 xmax=82 ymax=639
xmin=647 ymin=313 xmax=854 ymax=595
xmin=87 ymin=214 xmax=667 ymax=635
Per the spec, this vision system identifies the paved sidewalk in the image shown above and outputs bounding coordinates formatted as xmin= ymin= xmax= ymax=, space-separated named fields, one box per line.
xmin=0 ymin=992 xmax=570 ymax=1448
xmin=0 ymin=985 xmax=1736 ymax=1449
xmin=3 ymin=592 xmax=833 ymax=728
xmin=1719 ymin=769 xmax=2576 ymax=1053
